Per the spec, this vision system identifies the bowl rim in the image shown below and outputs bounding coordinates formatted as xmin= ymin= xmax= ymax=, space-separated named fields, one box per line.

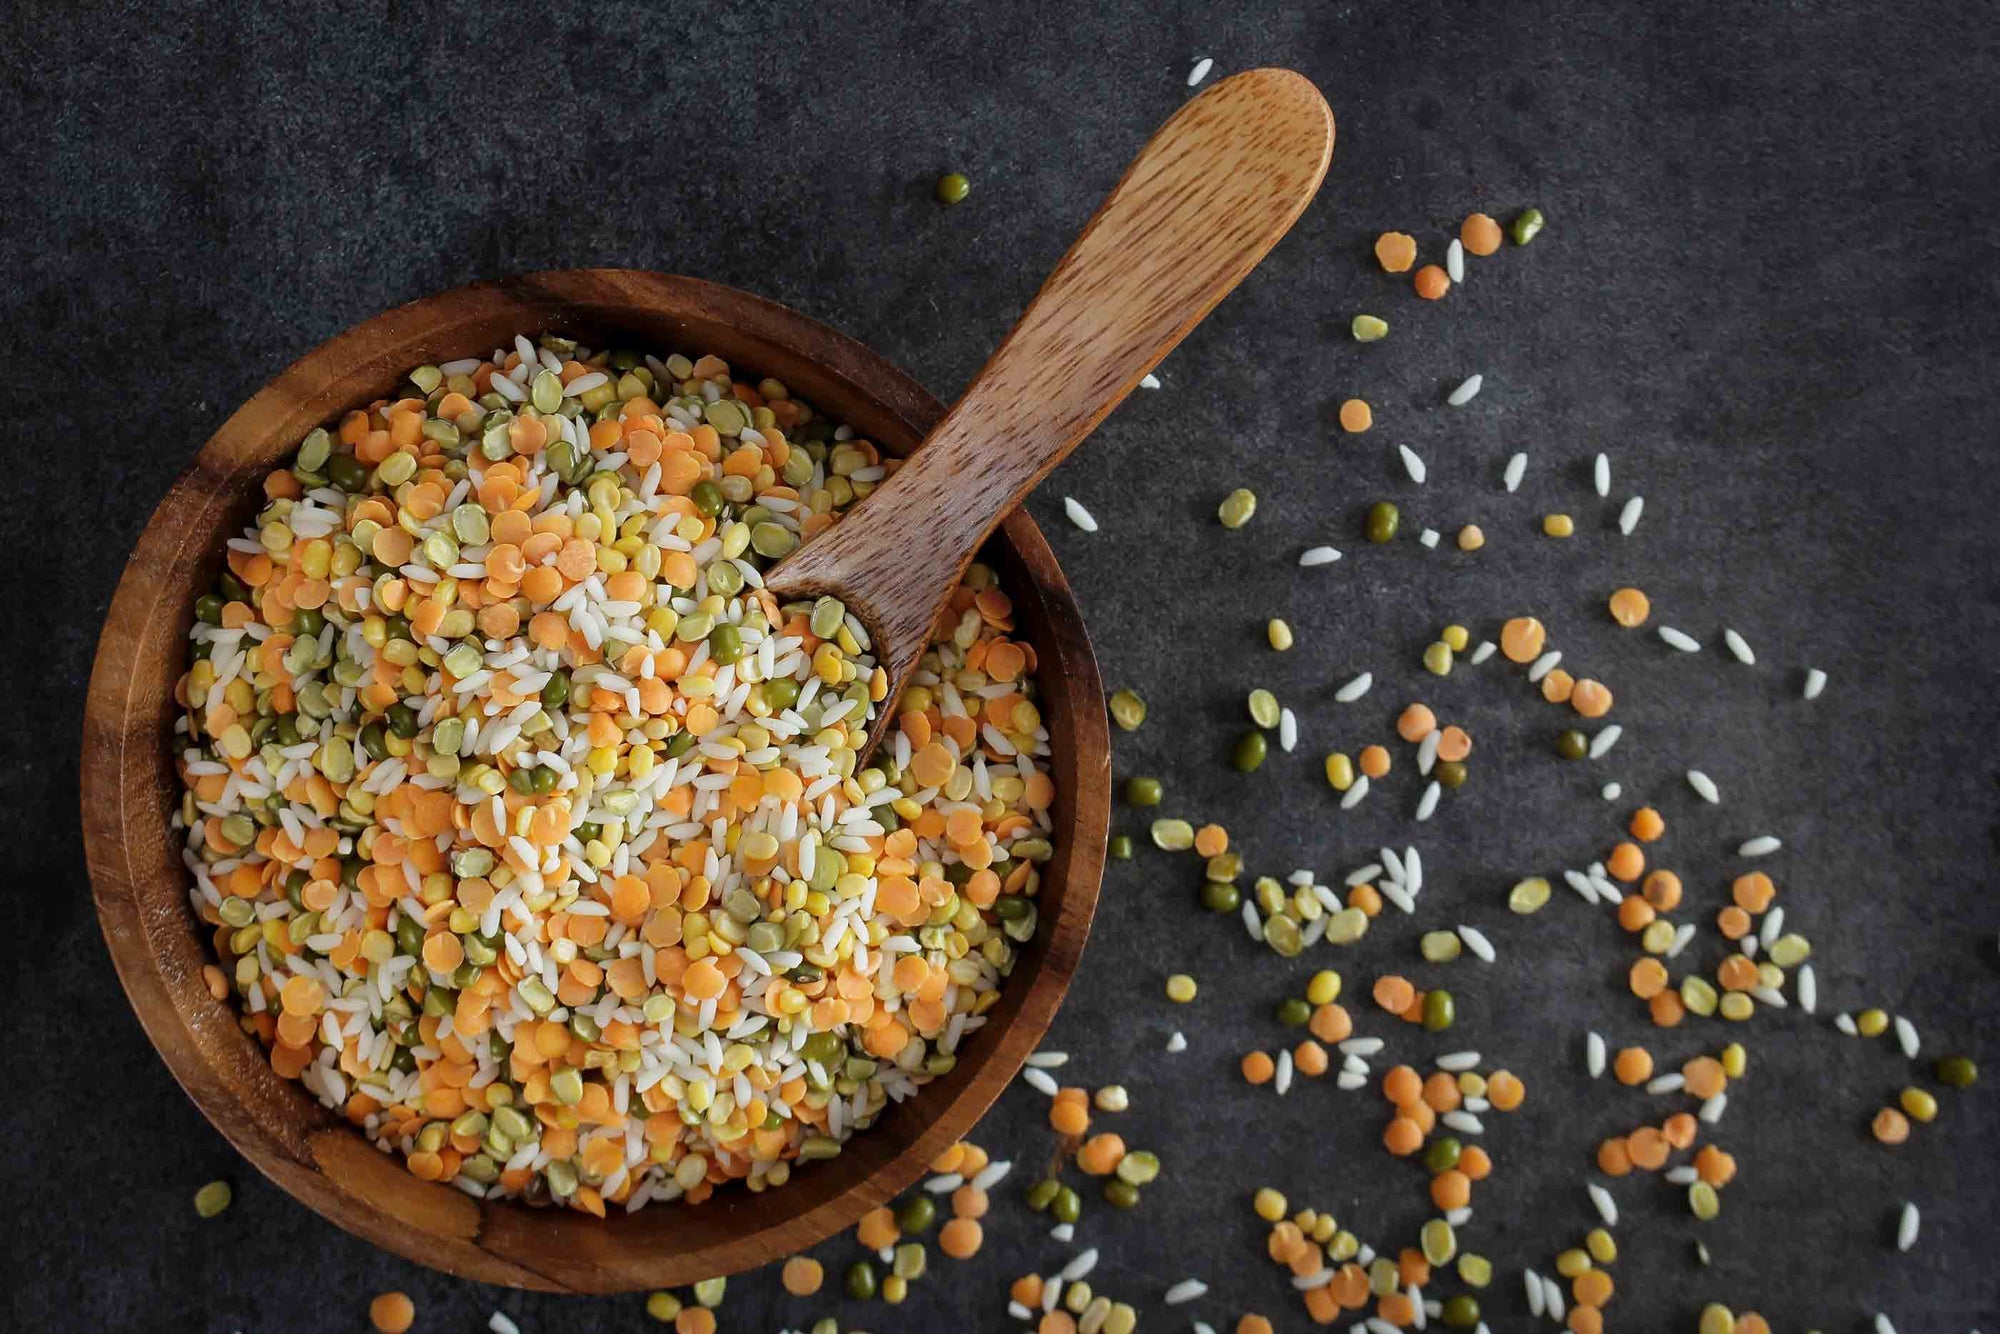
xmin=81 ymin=269 xmax=1108 ymax=1291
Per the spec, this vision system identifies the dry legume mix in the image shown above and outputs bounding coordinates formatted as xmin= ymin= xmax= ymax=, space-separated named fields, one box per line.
xmin=174 ymin=335 xmax=1058 ymax=1215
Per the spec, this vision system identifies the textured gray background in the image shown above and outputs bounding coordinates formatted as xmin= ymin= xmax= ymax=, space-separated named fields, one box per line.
xmin=4 ymin=1 xmax=1998 ymax=1330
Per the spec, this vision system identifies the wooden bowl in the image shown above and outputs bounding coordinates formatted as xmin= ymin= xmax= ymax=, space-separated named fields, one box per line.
xmin=82 ymin=270 xmax=1109 ymax=1292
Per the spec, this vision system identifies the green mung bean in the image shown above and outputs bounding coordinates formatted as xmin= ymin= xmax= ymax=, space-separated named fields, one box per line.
xmin=1108 ymin=689 xmax=1148 ymax=731
xmin=1247 ymin=688 xmax=1281 ymax=728
xmin=1218 ymin=488 xmax=1258 ymax=529
xmin=193 ymin=1180 xmax=232 ymax=1218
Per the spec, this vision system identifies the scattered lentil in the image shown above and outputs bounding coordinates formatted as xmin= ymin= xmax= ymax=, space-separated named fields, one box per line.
xmin=1218 ymin=488 xmax=1259 ymax=528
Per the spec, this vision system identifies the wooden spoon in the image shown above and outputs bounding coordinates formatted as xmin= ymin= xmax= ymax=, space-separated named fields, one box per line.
xmin=765 ymin=68 xmax=1333 ymax=757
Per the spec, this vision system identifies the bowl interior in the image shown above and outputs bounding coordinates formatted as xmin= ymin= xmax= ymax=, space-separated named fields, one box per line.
xmin=83 ymin=271 xmax=1108 ymax=1291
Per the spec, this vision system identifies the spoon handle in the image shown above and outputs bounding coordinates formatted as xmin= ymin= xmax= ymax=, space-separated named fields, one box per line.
xmin=771 ymin=68 xmax=1332 ymax=667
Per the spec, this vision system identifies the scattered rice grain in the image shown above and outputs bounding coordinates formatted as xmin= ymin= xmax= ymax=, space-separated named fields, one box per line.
xmin=1401 ymin=445 xmax=1428 ymax=484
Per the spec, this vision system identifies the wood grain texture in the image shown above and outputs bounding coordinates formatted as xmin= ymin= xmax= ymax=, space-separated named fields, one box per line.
xmin=766 ymin=68 xmax=1333 ymax=757
xmin=80 ymin=271 xmax=1109 ymax=1292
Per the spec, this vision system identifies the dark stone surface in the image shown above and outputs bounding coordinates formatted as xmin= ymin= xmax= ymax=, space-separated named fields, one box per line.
xmin=4 ymin=1 xmax=1997 ymax=1329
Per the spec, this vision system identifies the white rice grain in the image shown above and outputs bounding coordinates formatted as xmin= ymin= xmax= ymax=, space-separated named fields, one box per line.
xmin=1275 ymin=1047 xmax=1295 ymax=1095
xmin=1187 ymin=57 xmax=1213 ymax=87
xmin=1525 ymin=1270 xmax=1545 ymax=1318
xmin=1618 ymin=495 xmax=1644 ymax=535
xmin=1457 ymin=925 xmax=1495 ymax=962
xmin=1335 ymin=672 xmax=1374 ymax=703
xmin=1699 ymin=1092 xmax=1727 ymax=1124
xmin=1588 ymin=1182 xmax=1618 ymax=1227
xmin=1139 ymin=372 xmax=1162 ymax=390
xmin=1738 ymin=835 xmax=1782 ymax=857
xmin=1164 ymin=1278 xmax=1208 ymax=1305
xmin=1400 ymin=444 xmax=1428 ymax=484
xmin=1062 ymin=497 xmax=1098 ymax=532
xmin=1798 ymin=963 xmax=1818 ymax=1014
xmin=1415 ymin=781 xmax=1441 ymax=822
xmin=1897 ymin=1201 xmax=1919 ymax=1253
xmin=1166 ymin=1031 xmax=1188 ymax=1053
xmin=1279 ymin=707 xmax=1298 ymax=754
xmin=1803 ymin=667 xmax=1827 ymax=700
xmin=1835 ymin=1012 xmax=1859 ymax=1036
xmin=1587 ymin=1031 xmax=1606 ymax=1079
xmin=1593 ymin=453 xmax=1610 ymax=497
xmin=1894 ymin=1015 xmax=1920 ymax=1059
xmin=1601 ymin=782 xmax=1622 ymax=801
xmin=1026 ymin=1051 xmax=1069 ymax=1068
xmin=488 ymin=1315 xmax=520 ymax=1334
xmin=1687 ymin=769 xmax=1721 ymax=803
xmin=1447 ymin=374 xmax=1482 ymax=406
xmin=1528 ymin=650 xmax=1562 ymax=683
xmin=972 ymin=1159 xmax=1012 ymax=1191
xmin=1299 ymin=546 xmax=1342 ymax=567
xmin=1436 ymin=1051 xmax=1481 ymax=1072
xmin=1062 ymin=1248 xmax=1100 ymax=1281
xmin=1340 ymin=774 xmax=1370 ymax=809
xmin=1469 ymin=640 xmax=1496 ymax=664
xmin=1659 ymin=625 xmax=1702 ymax=652
xmin=1588 ymin=725 xmax=1623 ymax=759
xmin=1647 ymin=1072 xmax=1685 ymax=1095
xmin=1021 ymin=1067 xmax=1060 ymax=1097
xmin=1419 ymin=528 xmax=1440 ymax=549
xmin=1724 ymin=629 xmax=1756 ymax=664
xmin=1503 ymin=452 xmax=1527 ymax=493
xmin=1446 ymin=239 xmax=1465 ymax=284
